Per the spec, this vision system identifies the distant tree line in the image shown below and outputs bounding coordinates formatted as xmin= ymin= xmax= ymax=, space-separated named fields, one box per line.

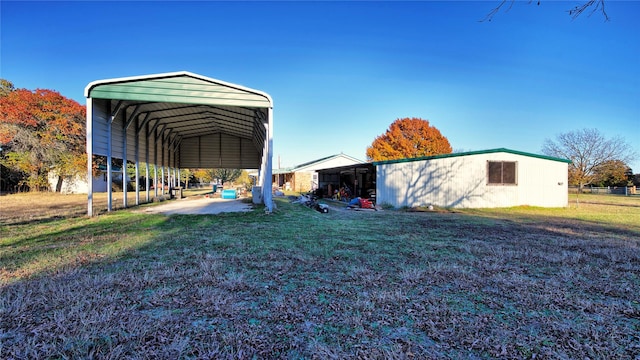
xmin=3 ymin=79 xmax=635 ymax=195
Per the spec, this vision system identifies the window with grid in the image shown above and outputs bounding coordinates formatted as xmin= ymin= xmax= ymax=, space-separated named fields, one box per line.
xmin=487 ymin=161 xmax=517 ymax=185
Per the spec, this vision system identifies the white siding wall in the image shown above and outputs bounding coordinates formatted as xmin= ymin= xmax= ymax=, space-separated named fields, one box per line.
xmin=312 ymin=157 xmax=360 ymax=170
xmin=91 ymin=100 xmax=163 ymax=166
xmin=298 ymin=156 xmax=362 ymax=172
xmin=376 ymin=152 xmax=568 ymax=208
xmin=48 ymin=173 xmax=108 ymax=194
xmin=516 ymin=155 xmax=568 ymax=207
xmin=91 ymin=100 xmax=264 ymax=170
xmin=144 ymin=131 xmax=157 ymax=165
xmin=91 ymin=100 xmax=110 ymax=156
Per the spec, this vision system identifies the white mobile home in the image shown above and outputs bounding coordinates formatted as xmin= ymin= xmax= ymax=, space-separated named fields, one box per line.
xmin=47 ymin=165 xmax=121 ymax=194
xmin=374 ymin=148 xmax=570 ymax=209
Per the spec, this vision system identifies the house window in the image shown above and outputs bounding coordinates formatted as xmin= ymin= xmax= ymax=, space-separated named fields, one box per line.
xmin=487 ymin=161 xmax=517 ymax=185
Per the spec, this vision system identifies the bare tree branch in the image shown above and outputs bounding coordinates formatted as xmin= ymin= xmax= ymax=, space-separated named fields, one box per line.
xmin=480 ymin=0 xmax=514 ymax=22
xmin=541 ymin=128 xmax=636 ymax=190
xmin=482 ymin=0 xmax=609 ymax=22
xmin=568 ymin=0 xmax=610 ymax=21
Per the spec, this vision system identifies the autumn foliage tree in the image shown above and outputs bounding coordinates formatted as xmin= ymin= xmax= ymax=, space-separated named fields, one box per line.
xmin=366 ymin=117 xmax=452 ymax=162
xmin=0 ymin=81 xmax=86 ymax=191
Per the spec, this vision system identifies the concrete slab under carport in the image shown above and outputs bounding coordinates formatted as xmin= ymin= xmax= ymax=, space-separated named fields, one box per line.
xmin=138 ymin=197 xmax=253 ymax=215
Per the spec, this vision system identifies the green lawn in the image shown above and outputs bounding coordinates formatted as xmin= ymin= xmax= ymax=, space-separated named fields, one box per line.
xmin=1 ymin=193 xmax=639 ymax=358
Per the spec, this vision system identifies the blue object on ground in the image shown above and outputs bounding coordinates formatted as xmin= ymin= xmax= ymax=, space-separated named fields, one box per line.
xmin=221 ymin=189 xmax=237 ymax=199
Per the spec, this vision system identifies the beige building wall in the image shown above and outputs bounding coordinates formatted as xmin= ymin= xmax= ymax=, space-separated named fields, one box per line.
xmin=294 ymin=171 xmax=313 ymax=192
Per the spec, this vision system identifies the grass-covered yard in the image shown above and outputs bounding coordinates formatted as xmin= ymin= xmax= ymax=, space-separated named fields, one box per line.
xmin=1 ymin=192 xmax=639 ymax=358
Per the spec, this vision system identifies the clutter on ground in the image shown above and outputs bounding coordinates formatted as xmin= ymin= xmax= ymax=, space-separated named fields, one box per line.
xmin=290 ymin=193 xmax=329 ymax=213
xmin=279 ymin=179 xmax=379 ymax=213
xmin=346 ymin=197 xmax=376 ymax=211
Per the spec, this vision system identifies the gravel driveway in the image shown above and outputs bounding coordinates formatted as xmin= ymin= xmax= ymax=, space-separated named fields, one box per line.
xmin=139 ymin=197 xmax=253 ymax=215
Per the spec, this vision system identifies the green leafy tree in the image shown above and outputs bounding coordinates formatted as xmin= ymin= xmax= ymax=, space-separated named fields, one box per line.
xmin=235 ymin=170 xmax=254 ymax=189
xmin=193 ymin=169 xmax=213 ymax=184
xmin=180 ymin=168 xmax=193 ymax=188
xmin=0 ymin=79 xmax=15 ymax=97
xmin=207 ymin=168 xmax=243 ymax=185
xmin=592 ymin=160 xmax=632 ymax=187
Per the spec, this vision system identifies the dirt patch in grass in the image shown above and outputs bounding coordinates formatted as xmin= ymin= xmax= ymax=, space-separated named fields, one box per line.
xmin=1 ymin=194 xmax=639 ymax=358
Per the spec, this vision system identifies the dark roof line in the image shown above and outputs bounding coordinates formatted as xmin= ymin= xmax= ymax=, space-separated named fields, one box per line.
xmin=372 ymin=148 xmax=572 ymax=165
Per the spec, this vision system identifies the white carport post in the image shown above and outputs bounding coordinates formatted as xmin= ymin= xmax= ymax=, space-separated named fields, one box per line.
xmin=106 ymin=102 xmax=122 ymax=212
xmin=134 ymin=115 xmax=140 ymax=206
xmin=122 ymin=112 xmax=129 ymax=208
xmin=144 ymin=121 xmax=150 ymax=203
xmin=263 ymin=107 xmax=274 ymax=212
xmin=86 ymin=101 xmax=94 ymax=217
xmin=87 ymin=99 xmax=122 ymax=216
xmin=107 ymin=117 xmax=113 ymax=212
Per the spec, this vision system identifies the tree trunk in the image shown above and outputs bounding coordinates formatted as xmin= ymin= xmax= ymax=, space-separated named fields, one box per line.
xmin=55 ymin=175 xmax=64 ymax=193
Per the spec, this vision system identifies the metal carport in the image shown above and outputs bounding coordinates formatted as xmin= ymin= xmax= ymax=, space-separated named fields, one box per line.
xmin=85 ymin=71 xmax=273 ymax=216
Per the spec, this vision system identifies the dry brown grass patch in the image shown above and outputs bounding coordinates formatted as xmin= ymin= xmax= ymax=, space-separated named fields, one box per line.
xmin=1 ymin=194 xmax=639 ymax=358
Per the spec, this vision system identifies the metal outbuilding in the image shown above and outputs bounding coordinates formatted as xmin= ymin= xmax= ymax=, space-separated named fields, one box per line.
xmin=374 ymin=148 xmax=570 ymax=208
xmin=85 ymin=71 xmax=273 ymax=216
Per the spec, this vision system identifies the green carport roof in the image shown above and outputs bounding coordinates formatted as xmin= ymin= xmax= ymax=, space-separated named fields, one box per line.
xmin=85 ymin=71 xmax=272 ymax=108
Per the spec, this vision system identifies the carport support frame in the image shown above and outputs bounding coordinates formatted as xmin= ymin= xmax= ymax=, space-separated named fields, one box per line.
xmin=263 ymin=107 xmax=274 ymax=212
xmin=86 ymin=72 xmax=274 ymax=216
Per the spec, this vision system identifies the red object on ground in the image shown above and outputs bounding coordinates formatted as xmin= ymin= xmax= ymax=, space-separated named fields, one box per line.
xmin=359 ymin=198 xmax=373 ymax=209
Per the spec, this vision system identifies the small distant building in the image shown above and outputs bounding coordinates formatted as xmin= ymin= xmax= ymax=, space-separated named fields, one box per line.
xmin=47 ymin=166 xmax=121 ymax=194
xmin=373 ymin=148 xmax=570 ymax=208
xmin=273 ymin=153 xmax=362 ymax=192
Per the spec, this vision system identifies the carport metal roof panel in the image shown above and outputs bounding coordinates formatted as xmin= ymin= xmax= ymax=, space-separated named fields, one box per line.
xmin=85 ymin=71 xmax=272 ymax=107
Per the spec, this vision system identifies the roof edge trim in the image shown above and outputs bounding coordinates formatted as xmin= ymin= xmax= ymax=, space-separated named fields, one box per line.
xmin=372 ymin=148 xmax=572 ymax=165
xmin=293 ymin=153 xmax=364 ymax=171
xmin=84 ymin=71 xmax=273 ymax=106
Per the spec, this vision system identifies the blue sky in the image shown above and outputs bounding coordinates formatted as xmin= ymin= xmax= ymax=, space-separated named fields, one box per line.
xmin=1 ymin=1 xmax=639 ymax=171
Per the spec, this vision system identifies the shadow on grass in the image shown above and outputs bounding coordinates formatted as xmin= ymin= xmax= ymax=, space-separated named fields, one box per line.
xmin=0 ymin=213 xmax=171 ymax=283
xmin=578 ymin=200 xmax=640 ymax=208
xmin=1 ymin=197 xmax=639 ymax=359
xmin=465 ymin=208 xmax=640 ymax=240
